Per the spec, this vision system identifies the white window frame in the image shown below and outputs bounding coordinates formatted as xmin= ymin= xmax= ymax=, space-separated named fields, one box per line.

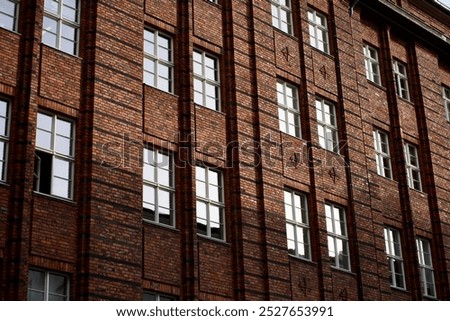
xmin=307 ymin=8 xmax=329 ymax=54
xmin=0 ymin=0 xmax=20 ymax=32
xmin=363 ymin=44 xmax=381 ymax=85
xmin=42 ymin=0 xmax=80 ymax=55
xmin=143 ymin=147 xmax=175 ymax=227
xmin=34 ymin=112 xmax=75 ymax=199
xmin=195 ymin=165 xmax=225 ymax=241
xmin=373 ymin=128 xmax=392 ymax=179
xmin=277 ymin=80 xmax=300 ymax=137
xmin=193 ymin=50 xmax=221 ymax=111
xmin=270 ymin=0 xmax=293 ymax=35
xmin=143 ymin=29 xmax=173 ymax=93
xmin=316 ymin=97 xmax=339 ymax=153
xmin=27 ymin=269 xmax=69 ymax=301
xmin=404 ymin=142 xmax=422 ymax=191
xmin=393 ymin=60 xmax=410 ymax=100
xmin=0 ymin=98 xmax=10 ymax=182
xmin=443 ymin=85 xmax=450 ymax=122
xmin=416 ymin=238 xmax=436 ymax=298
xmin=325 ymin=203 xmax=350 ymax=271
xmin=384 ymin=227 xmax=406 ymax=289
xmin=284 ymin=190 xmax=310 ymax=260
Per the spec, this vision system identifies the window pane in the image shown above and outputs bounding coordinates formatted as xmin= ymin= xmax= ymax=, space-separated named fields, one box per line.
xmin=52 ymin=177 xmax=70 ymax=198
xmin=45 ymin=0 xmax=59 ymax=14
xmin=49 ymin=274 xmax=66 ymax=295
xmin=28 ymin=290 xmax=45 ymax=301
xmin=143 ymin=185 xmax=155 ymax=208
xmin=29 ymin=270 xmax=45 ymax=291
xmin=53 ymin=157 xmax=70 ymax=179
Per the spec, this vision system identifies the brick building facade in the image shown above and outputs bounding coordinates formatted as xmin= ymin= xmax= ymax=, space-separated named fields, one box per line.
xmin=0 ymin=0 xmax=449 ymax=301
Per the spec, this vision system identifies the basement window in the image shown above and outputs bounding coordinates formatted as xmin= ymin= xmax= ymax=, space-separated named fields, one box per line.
xmin=34 ymin=112 xmax=75 ymax=199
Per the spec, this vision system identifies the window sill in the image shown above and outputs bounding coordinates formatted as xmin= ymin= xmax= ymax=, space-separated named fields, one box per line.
xmin=367 ymin=80 xmax=386 ymax=91
xmin=143 ymin=83 xmax=178 ymax=98
xmin=309 ymin=45 xmax=334 ymax=59
xmin=272 ymin=27 xmax=297 ymax=41
xmin=288 ymin=254 xmax=315 ymax=265
xmin=33 ymin=191 xmax=76 ymax=205
xmin=390 ymin=285 xmax=408 ymax=293
xmin=330 ymin=266 xmax=355 ymax=275
xmin=194 ymin=103 xmax=226 ymax=116
xmin=142 ymin=218 xmax=178 ymax=231
xmin=197 ymin=233 xmax=229 ymax=246
xmin=41 ymin=43 xmax=82 ymax=60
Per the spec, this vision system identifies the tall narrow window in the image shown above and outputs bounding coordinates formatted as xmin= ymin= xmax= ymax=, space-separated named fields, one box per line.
xmin=0 ymin=98 xmax=10 ymax=182
xmin=0 ymin=0 xmax=19 ymax=31
xmin=143 ymin=148 xmax=175 ymax=226
xmin=277 ymin=80 xmax=300 ymax=137
xmin=325 ymin=203 xmax=350 ymax=270
xmin=143 ymin=29 xmax=173 ymax=93
xmin=393 ymin=60 xmax=410 ymax=100
xmin=284 ymin=190 xmax=310 ymax=260
xmin=42 ymin=0 xmax=80 ymax=55
xmin=384 ymin=227 xmax=406 ymax=289
xmin=28 ymin=269 xmax=69 ymax=301
xmin=270 ymin=0 xmax=292 ymax=34
xmin=196 ymin=166 xmax=225 ymax=240
xmin=416 ymin=238 xmax=436 ymax=298
xmin=373 ymin=128 xmax=392 ymax=179
xmin=363 ymin=44 xmax=381 ymax=85
xmin=193 ymin=50 xmax=220 ymax=111
xmin=34 ymin=112 xmax=75 ymax=199
xmin=404 ymin=143 xmax=422 ymax=191
xmin=307 ymin=8 xmax=329 ymax=54
xmin=316 ymin=98 xmax=339 ymax=153
xmin=443 ymin=85 xmax=450 ymax=122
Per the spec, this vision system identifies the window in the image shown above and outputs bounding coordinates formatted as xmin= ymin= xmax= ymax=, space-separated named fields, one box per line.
xmin=143 ymin=148 xmax=174 ymax=226
xmin=416 ymin=238 xmax=436 ymax=298
xmin=307 ymin=8 xmax=329 ymax=53
xmin=196 ymin=166 xmax=225 ymax=240
xmin=143 ymin=291 xmax=177 ymax=301
xmin=373 ymin=129 xmax=392 ymax=179
xmin=0 ymin=0 xmax=19 ymax=31
xmin=325 ymin=203 xmax=350 ymax=270
xmin=34 ymin=112 xmax=74 ymax=199
xmin=277 ymin=80 xmax=300 ymax=137
xmin=193 ymin=50 xmax=220 ymax=111
xmin=316 ymin=98 xmax=339 ymax=152
xmin=42 ymin=0 xmax=80 ymax=55
xmin=404 ymin=143 xmax=422 ymax=191
xmin=443 ymin=85 xmax=450 ymax=122
xmin=270 ymin=0 xmax=292 ymax=34
xmin=393 ymin=60 xmax=410 ymax=100
xmin=284 ymin=190 xmax=310 ymax=260
xmin=28 ymin=269 xmax=69 ymax=301
xmin=143 ymin=29 xmax=173 ymax=93
xmin=384 ymin=227 xmax=405 ymax=289
xmin=363 ymin=44 xmax=381 ymax=85
xmin=0 ymin=98 xmax=10 ymax=182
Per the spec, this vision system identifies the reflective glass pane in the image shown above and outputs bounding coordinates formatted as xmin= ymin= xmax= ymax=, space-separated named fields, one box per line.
xmin=36 ymin=130 xmax=52 ymax=150
xmin=158 ymin=189 xmax=170 ymax=209
xmin=143 ymin=185 xmax=155 ymax=207
xmin=52 ymin=177 xmax=70 ymax=198
xmin=196 ymin=201 xmax=207 ymax=220
xmin=28 ymin=290 xmax=45 ymax=301
xmin=209 ymin=205 xmax=220 ymax=224
xmin=45 ymin=0 xmax=59 ymax=14
xmin=49 ymin=274 xmax=66 ymax=295
xmin=53 ymin=158 xmax=70 ymax=179
xmin=29 ymin=270 xmax=45 ymax=291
